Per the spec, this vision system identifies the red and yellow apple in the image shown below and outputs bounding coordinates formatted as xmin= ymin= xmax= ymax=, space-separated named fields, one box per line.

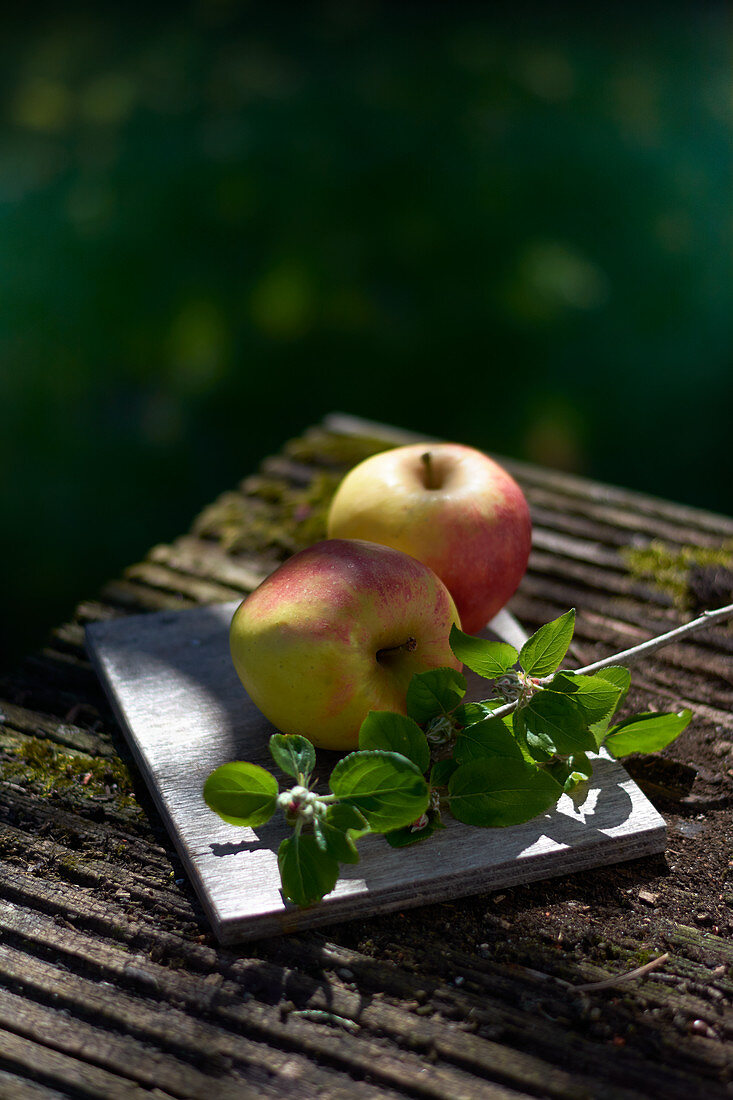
xmin=327 ymin=442 xmax=531 ymax=634
xmin=230 ymin=538 xmax=462 ymax=750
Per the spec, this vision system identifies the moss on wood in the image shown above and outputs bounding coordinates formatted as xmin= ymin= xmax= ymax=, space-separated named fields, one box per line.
xmin=622 ymin=538 xmax=733 ymax=609
xmin=192 ymin=429 xmax=390 ymax=558
xmin=284 ymin=426 xmax=396 ymax=468
xmin=0 ymin=728 xmax=137 ymax=810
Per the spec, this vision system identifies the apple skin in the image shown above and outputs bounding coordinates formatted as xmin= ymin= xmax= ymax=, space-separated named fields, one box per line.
xmin=326 ymin=443 xmax=531 ymax=635
xmin=230 ymin=538 xmax=462 ymax=751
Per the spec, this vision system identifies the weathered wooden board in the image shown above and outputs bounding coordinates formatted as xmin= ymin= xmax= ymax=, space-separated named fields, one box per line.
xmin=86 ymin=601 xmax=666 ymax=944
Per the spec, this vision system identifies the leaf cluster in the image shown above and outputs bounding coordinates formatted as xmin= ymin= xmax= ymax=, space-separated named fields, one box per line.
xmin=204 ymin=729 xmax=430 ymax=907
xmin=204 ymin=609 xmax=691 ymax=909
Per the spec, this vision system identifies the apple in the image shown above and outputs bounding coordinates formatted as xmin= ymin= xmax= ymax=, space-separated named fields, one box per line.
xmin=326 ymin=442 xmax=531 ymax=634
xmin=230 ymin=538 xmax=462 ymax=751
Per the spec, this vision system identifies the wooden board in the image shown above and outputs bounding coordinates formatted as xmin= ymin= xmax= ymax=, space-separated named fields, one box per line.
xmin=86 ymin=602 xmax=666 ymax=945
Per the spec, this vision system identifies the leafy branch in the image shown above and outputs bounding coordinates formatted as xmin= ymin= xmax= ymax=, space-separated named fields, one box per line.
xmin=204 ymin=604 xmax=732 ymax=908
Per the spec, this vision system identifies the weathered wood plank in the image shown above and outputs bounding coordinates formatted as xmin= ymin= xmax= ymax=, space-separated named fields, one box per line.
xmin=0 ymin=699 xmax=113 ymax=758
xmin=524 ymin=485 xmax=731 ymax=549
xmin=0 ymin=1070 xmax=69 ymax=1100
xmin=0 ymin=985 xmax=271 ymax=1100
xmin=2 ymin=414 xmax=732 ymax=1100
xmin=123 ymin=561 xmax=242 ymax=604
xmin=0 ymin=1025 xmax=180 ymax=1100
xmin=100 ymin=577 xmax=199 ymax=613
xmin=148 ymin=538 xmax=268 ymax=593
xmin=0 ymin=902 xmax=672 ymax=1100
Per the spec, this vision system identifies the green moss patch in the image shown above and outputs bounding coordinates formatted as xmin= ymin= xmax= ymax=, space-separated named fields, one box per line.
xmin=285 ymin=428 xmax=396 ymax=469
xmin=622 ymin=539 xmax=733 ymax=609
xmin=1 ymin=731 xmax=136 ymax=807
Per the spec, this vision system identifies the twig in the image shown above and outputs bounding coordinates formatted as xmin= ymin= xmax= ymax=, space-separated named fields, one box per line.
xmin=487 ymin=604 xmax=733 ymax=722
xmin=574 ymin=952 xmax=670 ymax=992
xmin=567 ymin=603 xmax=733 ymax=678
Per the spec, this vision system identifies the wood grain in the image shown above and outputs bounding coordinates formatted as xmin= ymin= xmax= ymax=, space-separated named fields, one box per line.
xmin=3 ymin=412 xmax=732 ymax=1100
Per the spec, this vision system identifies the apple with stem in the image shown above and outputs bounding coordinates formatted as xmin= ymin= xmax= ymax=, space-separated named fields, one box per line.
xmin=230 ymin=538 xmax=462 ymax=751
xmin=327 ymin=442 xmax=532 ymax=634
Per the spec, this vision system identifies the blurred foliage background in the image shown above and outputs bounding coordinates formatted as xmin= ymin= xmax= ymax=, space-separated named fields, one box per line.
xmin=2 ymin=2 xmax=732 ymax=667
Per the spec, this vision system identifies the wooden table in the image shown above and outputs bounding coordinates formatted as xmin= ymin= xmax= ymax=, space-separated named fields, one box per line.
xmin=1 ymin=414 xmax=731 ymax=1099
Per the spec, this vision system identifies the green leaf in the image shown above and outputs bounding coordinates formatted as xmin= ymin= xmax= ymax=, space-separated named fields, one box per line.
xmin=449 ymin=625 xmax=518 ymax=679
xmin=546 ymin=752 xmax=593 ymax=793
xmin=448 ymin=758 xmax=562 ymax=827
xmin=430 ymin=758 xmax=459 ymax=787
xmin=406 ymin=667 xmax=466 ymax=725
xmin=359 ymin=711 xmax=430 ymax=774
xmin=543 ymin=757 xmax=572 ymax=787
xmin=314 ymin=814 xmax=358 ymax=862
xmin=551 ymin=671 xmax=623 ymax=725
xmin=269 ymin=734 xmax=316 ymax=781
xmin=453 ymin=701 xmax=497 ymax=728
xmin=564 ymin=772 xmax=592 ymax=794
xmin=588 ymin=666 xmax=632 ymax=746
xmin=329 ymin=751 xmax=430 ymax=833
xmin=278 ymin=834 xmax=339 ymax=907
xmin=568 ymin=752 xmax=593 ymax=781
xmin=314 ymin=802 xmax=368 ymax=865
xmin=520 ymin=690 xmax=597 ymax=757
xmin=454 ymin=716 xmax=525 ymax=765
xmin=563 ymin=752 xmax=594 ymax=787
xmin=519 ymin=610 xmax=576 ymax=677
xmin=203 ymin=762 xmax=278 ymax=828
xmin=604 ymin=710 xmax=692 ymax=757
xmin=593 ymin=665 xmax=631 ymax=706
xmin=514 ymin=709 xmax=554 ymax=762
xmin=326 ymin=802 xmax=368 ymax=834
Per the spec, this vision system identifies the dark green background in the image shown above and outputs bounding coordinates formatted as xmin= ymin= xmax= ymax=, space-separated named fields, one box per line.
xmin=3 ymin=4 xmax=731 ymax=667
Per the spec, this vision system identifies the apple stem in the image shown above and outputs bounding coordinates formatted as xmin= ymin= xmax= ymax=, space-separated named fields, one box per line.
xmin=488 ymin=602 xmax=733 ymax=722
xmin=421 ymin=451 xmax=438 ymax=490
